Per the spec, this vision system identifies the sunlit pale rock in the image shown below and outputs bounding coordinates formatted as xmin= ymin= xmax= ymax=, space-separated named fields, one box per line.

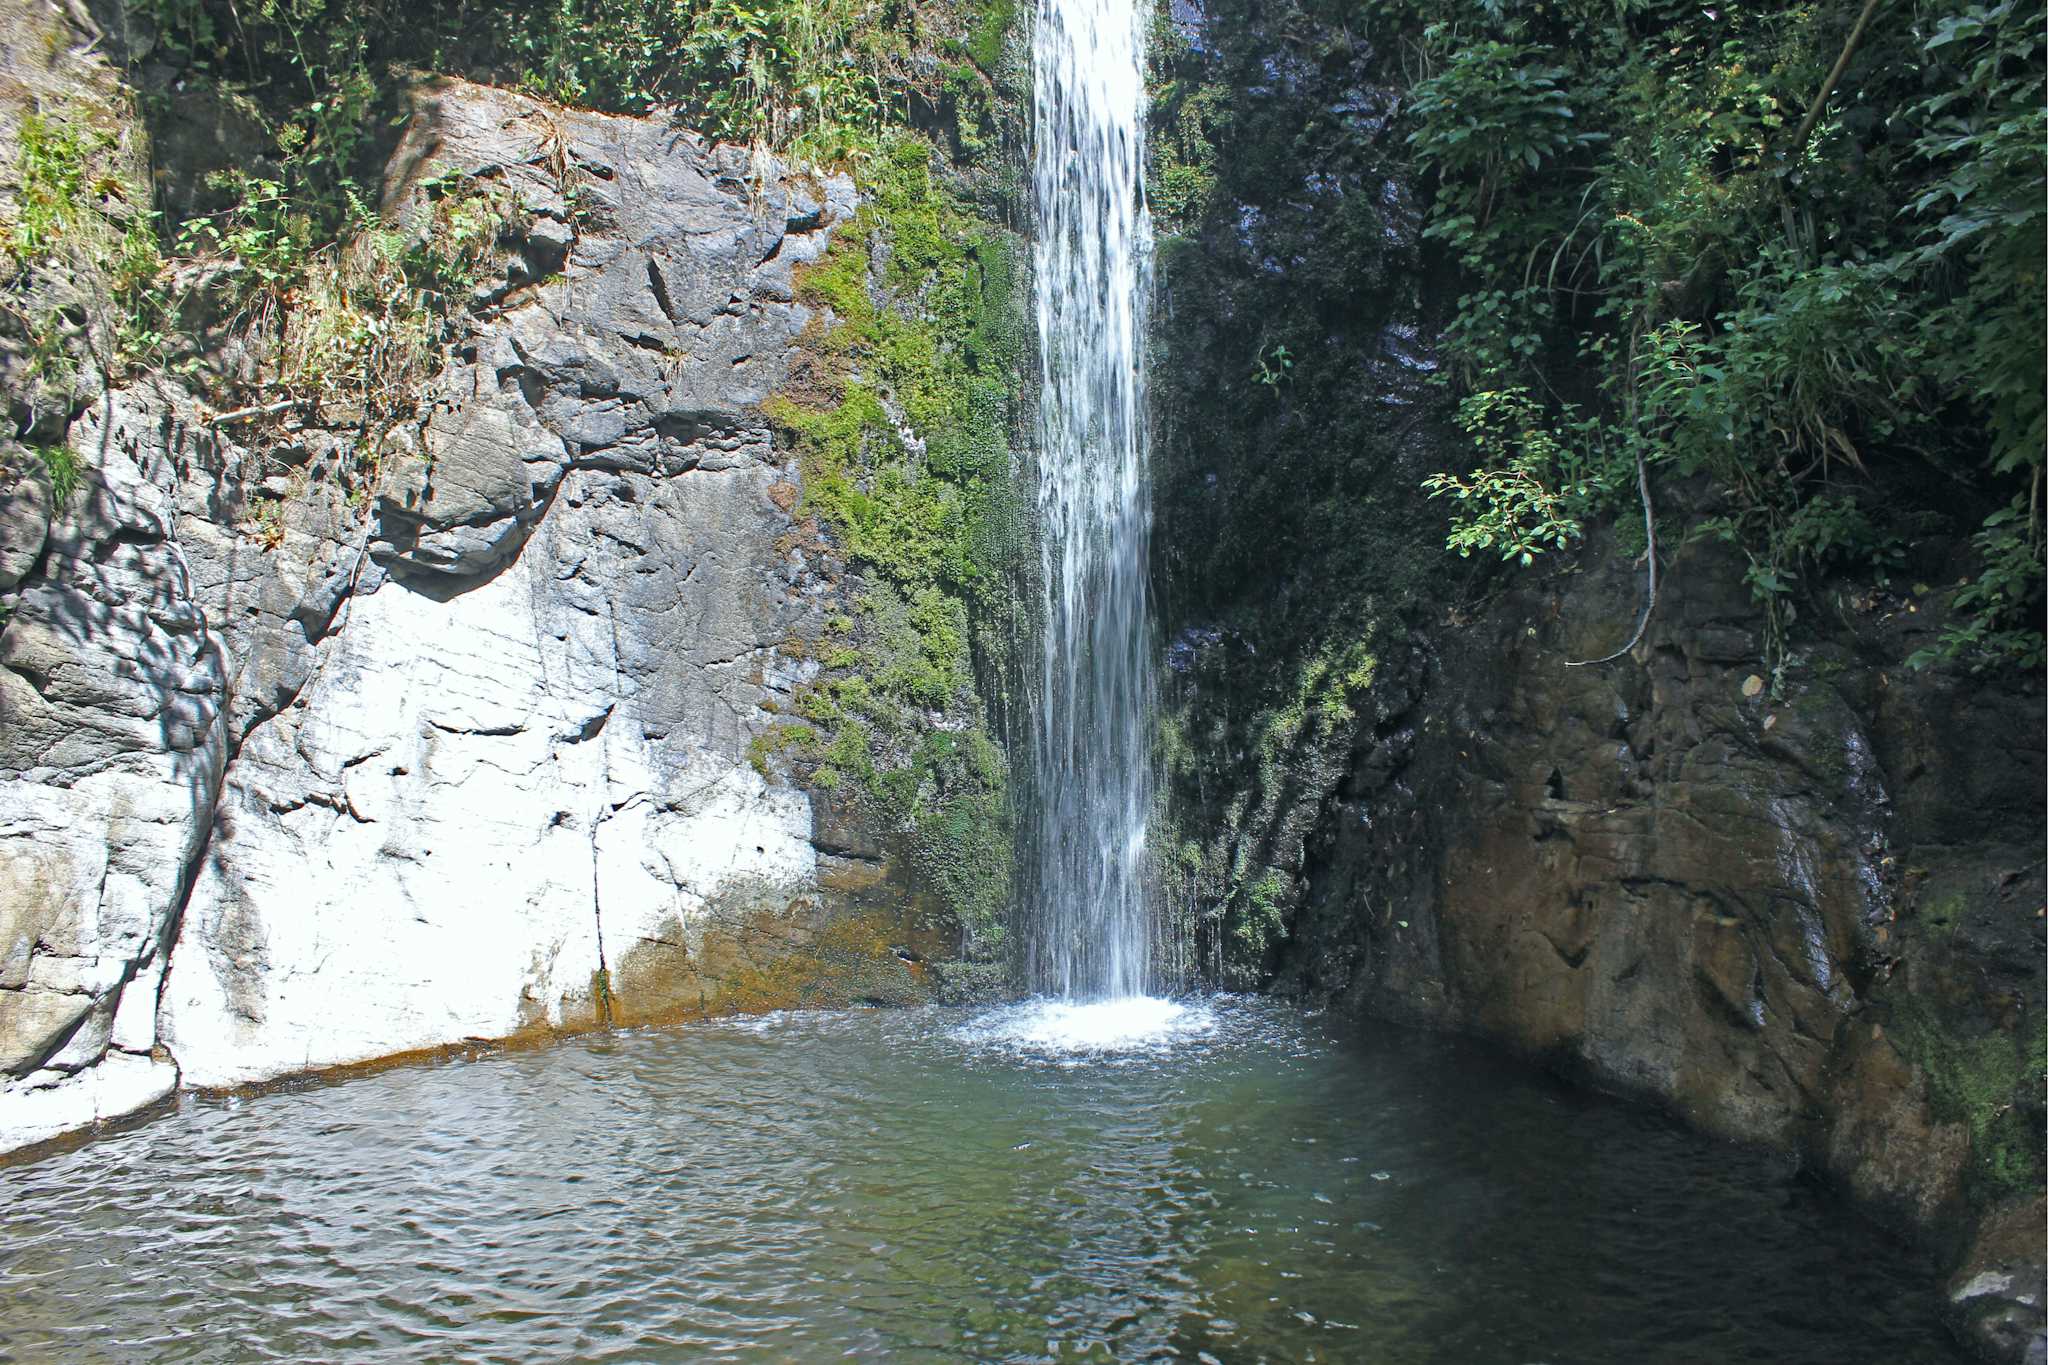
xmin=0 ymin=76 xmax=915 ymax=1146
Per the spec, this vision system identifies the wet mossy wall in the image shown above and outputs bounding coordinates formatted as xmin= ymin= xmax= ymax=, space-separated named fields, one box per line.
xmin=1145 ymin=0 xmax=1465 ymax=987
xmin=1144 ymin=0 xmax=2042 ymax=1273
xmin=751 ymin=10 xmax=1035 ymax=969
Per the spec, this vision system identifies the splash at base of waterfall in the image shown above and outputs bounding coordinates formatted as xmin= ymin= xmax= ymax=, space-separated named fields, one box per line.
xmin=954 ymin=995 xmax=1215 ymax=1057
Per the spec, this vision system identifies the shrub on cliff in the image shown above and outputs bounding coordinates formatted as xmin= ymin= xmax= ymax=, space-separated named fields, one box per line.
xmin=1389 ymin=0 xmax=2044 ymax=674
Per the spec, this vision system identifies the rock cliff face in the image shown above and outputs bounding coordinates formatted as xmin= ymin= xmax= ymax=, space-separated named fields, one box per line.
xmin=1148 ymin=2 xmax=2044 ymax=1358
xmin=1279 ymin=531 xmax=2046 ymax=1360
xmin=0 ymin=68 xmax=963 ymax=1151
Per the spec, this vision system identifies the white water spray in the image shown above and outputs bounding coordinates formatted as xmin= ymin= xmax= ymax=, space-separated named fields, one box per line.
xmin=1027 ymin=0 xmax=1158 ymax=1003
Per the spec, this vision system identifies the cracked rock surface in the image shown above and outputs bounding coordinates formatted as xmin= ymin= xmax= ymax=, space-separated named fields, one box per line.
xmin=0 ymin=76 xmax=928 ymax=1148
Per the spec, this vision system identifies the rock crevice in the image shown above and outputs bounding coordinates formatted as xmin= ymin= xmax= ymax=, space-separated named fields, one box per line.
xmin=0 ymin=76 xmax=942 ymax=1149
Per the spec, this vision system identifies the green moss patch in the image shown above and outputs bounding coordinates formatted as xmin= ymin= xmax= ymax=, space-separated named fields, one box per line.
xmin=1891 ymin=997 xmax=2047 ymax=1204
xmin=758 ymin=115 xmax=1028 ymax=957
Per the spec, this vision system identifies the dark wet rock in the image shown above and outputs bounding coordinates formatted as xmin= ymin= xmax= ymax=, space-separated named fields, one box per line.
xmin=928 ymin=959 xmax=1012 ymax=1006
xmin=1152 ymin=4 xmax=2043 ymax=1358
xmin=1270 ymin=526 xmax=2045 ymax=1359
xmin=1266 ymin=516 xmax=2041 ymax=1231
xmin=1947 ymin=1197 xmax=2048 ymax=1364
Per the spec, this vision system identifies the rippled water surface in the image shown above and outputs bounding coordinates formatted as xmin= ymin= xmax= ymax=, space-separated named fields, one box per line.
xmin=0 ymin=998 xmax=1963 ymax=1362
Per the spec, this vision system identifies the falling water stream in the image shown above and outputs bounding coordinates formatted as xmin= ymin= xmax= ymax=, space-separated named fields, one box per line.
xmin=1028 ymin=0 xmax=1161 ymax=1004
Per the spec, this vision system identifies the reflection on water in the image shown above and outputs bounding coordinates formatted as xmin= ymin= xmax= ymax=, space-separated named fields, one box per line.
xmin=0 ymin=999 xmax=1962 ymax=1363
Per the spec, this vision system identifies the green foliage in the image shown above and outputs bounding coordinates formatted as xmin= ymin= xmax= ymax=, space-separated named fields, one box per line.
xmin=498 ymin=0 xmax=1011 ymax=163
xmin=134 ymin=0 xmax=385 ymax=230
xmin=1424 ymin=387 xmax=1593 ymax=565
xmin=1397 ymin=0 xmax=2046 ymax=672
xmin=118 ymin=0 xmax=1005 ymax=442
xmin=57 ymin=4 xmax=381 ymax=445
xmin=1 ymin=110 xmax=164 ymax=383
xmin=509 ymin=0 xmax=890 ymax=159
xmin=30 ymin=443 xmax=83 ymax=504
xmin=900 ymin=727 xmax=1013 ymax=952
xmin=1233 ymin=867 xmax=1291 ymax=957
xmin=54 ymin=0 xmax=550 ymax=510
xmin=1891 ymin=997 xmax=2047 ymax=1203
xmin=1160 ymin=629 xmax=1384 ymax=987
xmin=756 ymin=122 xmax=1026 ymax=950
xmin=1266 ymin=638 xmax=1380 ymax=744
xmin=1146 ymin=3 xmax=1226 ymax=237
xmin=1909 ymin=2 xmax=2048 ymax=474
xmin=6 ymin=114 xmax=102 ymax=265
xmin=1251 ymin=342 xmax=1292 ymax=388
xmin=1404 ymin=35 xmax=1606 ymax=263
xmin=749 ymin=722 xmax=818 ymax=777
xmin=769 ymin=133 xmax=1024 ymax=630
xmin=959 ymin=0 xmax=1016 ymax=74
xmin=1910 ymin=493 xmax=2048 ymax=670
xmin=135 ymin=0 xmax=1012 ymax=164
xmin=189 ymin=171 xmax=517 ymax=438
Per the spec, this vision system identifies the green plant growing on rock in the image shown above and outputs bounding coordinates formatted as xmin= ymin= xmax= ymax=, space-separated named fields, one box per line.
xmin=28 ymin=442 xmax=84 ymax=505
xmin=751 ymin=113 xmax=1026 ymax=954
xmin=1395 ymin=0 xmax=2046 ymax=673
xmin=1403 ymin=34 xmax=1607 ymax=267
xmin=1146 ymin=0 xmax=1225 ymax=239
xmin=6 ymin=113 xmax=107 ymax=264
xmin=110 ymin=0 xmax=1020 ymax=449
xmin=1890 ymin=996 xmax=2047 ymax=1204
xmin=749 ymin=724 xmax=819 ymax=777
xmin=1424 ymin=387 xmax=1595 ymax=567
xmin=1232 ymin=867 xmax=1292 ymax=958
xmin=0 ymin=109 xmax=163 ymax=397
xmin=512 ymin=0 xmax=893 ymax=159
xmin=1159 ymin=630 xmax=1385 ymax=986
xmin=1251 ymin=342 xmax=1292 ymax=388
xmin=502 ymin=0 xmax=1014 ymax=164
xmin=197 ymin=173 xmax=518 ymax=432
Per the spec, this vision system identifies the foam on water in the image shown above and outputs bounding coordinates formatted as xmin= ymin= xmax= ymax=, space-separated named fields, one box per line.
xmin=955 ymin=995 xmax=1215 ymax=1055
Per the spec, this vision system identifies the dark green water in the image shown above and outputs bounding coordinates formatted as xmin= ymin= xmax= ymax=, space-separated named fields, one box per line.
xmin=0 ymin=998 xmax=1962 ymax=1362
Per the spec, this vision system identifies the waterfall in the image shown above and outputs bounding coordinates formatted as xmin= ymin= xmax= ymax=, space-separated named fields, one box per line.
xmin=1027 ymin=0 xmax=1157 ymax=1001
